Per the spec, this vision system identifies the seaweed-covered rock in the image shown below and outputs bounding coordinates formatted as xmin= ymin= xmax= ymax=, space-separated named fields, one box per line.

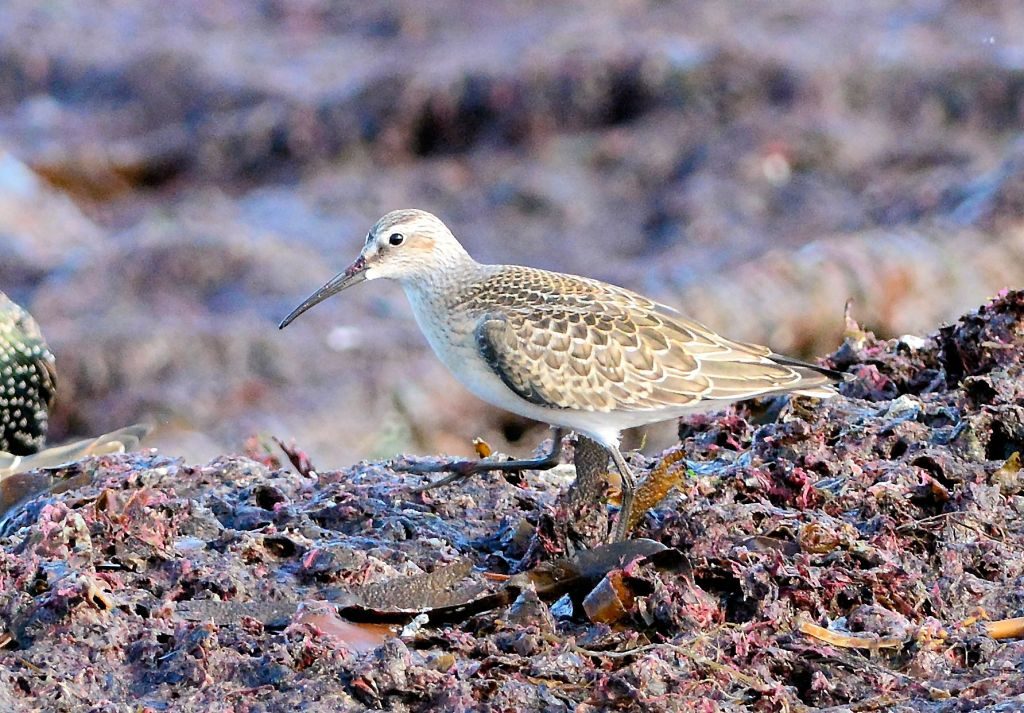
xmin=0 ymin=292 xmax=1022 ymax=710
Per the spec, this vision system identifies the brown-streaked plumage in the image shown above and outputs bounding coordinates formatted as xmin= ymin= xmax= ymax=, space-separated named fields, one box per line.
xmin=280 ymin=209 xmax=845 ymax=540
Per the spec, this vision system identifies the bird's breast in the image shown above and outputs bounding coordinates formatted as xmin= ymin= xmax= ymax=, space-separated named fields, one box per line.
xmin=403 ymin=285 xmax=531 ymax=410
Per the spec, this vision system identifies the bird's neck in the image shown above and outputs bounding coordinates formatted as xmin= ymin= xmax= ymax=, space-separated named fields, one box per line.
xmin=400 ymin=257 xmax=493 ymax=311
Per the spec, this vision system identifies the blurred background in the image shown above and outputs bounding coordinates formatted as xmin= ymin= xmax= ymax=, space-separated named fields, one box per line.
xmin=1 ymin=0 xmax=1022 ymax=467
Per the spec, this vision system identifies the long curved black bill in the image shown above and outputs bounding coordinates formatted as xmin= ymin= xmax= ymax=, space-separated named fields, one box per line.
xmin=279 ymin=256 xmax=367 ymax=329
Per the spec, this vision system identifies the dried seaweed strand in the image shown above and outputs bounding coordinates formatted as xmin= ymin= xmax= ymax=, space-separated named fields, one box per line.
xmin=800 ymin=612 xmax=1024 ymax=652
xmin=571 ymin=642 xmax=660 ymax=659
xmin=984 ymin=617 xmax=1024 ymax=640
xmin=896 ymin=511 xmax=1006 ymax=545
xmin=626 ymin=449 xmax=689 ymax=532
xmin=572 ymin=641 xmax=768 ymax=692
xmin=798 ymin=619 xmax=905 ymax=650
xmin=814 ymin=694 xmax=905 ymax=712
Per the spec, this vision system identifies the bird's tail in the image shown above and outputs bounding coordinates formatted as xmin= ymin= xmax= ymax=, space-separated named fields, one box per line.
xmin=0 ymin=423 xmax=152 ymax=478
xmin=770 ymin=354 xmax=851 ymax=399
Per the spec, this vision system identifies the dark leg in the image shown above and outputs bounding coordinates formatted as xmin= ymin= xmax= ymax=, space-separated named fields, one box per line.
xmin=397 ymin=428 xmax=565 ymax=493
xmin=609 ymin=446 xmax=637 ymax=542
xmin=564 ymin=435 xmax=614 ymax=551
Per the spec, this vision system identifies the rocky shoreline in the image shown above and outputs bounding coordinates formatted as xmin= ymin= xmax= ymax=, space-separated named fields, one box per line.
xmin=0 ymin=292 xmax=1021 ymax=711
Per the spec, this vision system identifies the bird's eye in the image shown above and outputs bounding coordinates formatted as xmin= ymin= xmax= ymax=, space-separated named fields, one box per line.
xmin=388 ymin=233 xmax=405 ymax=246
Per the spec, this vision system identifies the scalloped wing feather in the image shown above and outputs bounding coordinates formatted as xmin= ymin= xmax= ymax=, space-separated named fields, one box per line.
xmin=469 ymin=267 xmax=840 ymax=413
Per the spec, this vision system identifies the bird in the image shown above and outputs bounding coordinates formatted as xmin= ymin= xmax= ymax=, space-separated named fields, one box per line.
xmin=0 ymin=292 xmax=56 ymax=457
xmin=0 ymin=424 xmax=152 ymax=480
xmin=0 ymin=292 xmax=151 ymax=481
xmin=280 ymin=209 xmax=845 ymax=541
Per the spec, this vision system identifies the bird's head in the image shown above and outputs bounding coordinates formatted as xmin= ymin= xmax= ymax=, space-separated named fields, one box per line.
xmin=279 ymin=209 xmax=470 ymax=328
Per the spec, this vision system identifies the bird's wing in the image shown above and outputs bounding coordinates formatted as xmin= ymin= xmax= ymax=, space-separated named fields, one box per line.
xmin=36 ymin=349 xmax=57 ymax=412
xmin=471 ymin=267 xmax=841 ymax=413
xmin=14 ymin=305 xmax=57 ymax=406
